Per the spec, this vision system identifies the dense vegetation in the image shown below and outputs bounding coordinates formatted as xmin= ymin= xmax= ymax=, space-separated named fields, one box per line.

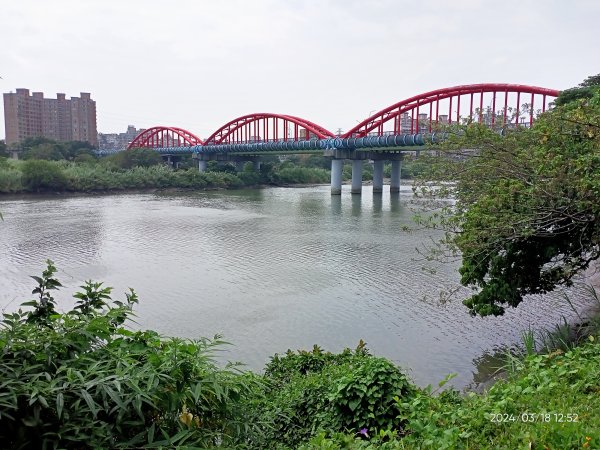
xmin=415 ymin=75 xmax=600 ymax=316
xmin=0 ymin=141 xmax=429 ymax=194
xmin=1 ymin=262 xmax=599 ymax=449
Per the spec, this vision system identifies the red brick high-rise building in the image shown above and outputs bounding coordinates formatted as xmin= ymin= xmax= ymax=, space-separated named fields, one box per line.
xmin=3 ymin=89 xmax=98 ymax=147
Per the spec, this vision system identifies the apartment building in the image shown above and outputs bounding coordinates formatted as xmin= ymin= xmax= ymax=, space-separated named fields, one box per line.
xmin=3 ymin=89 xmax=98 ymax=147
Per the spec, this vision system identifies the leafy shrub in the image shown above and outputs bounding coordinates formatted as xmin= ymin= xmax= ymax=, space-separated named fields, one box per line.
xmin=237 ymin=170 xmax=261 ymax=186
xmin=265 ymin=343 xmax=370 ymax=385
xmin=0 ymin=261 xmax=261 ymax=449
xmin=202 ymin=171 xmax=243 ymax=188
xmin=23 ymin=142 xmax=65 ymax=160
xmin=107 ymin=147 xmax=163 ymax=169
xmin=206 ymin=161 xmax=237 ymax=174
xmin=73 ymin=153 xmax=97 ymax=164
xmin=20 ymin=160 xmax=68 ymax=191
xmin=257 ymin=344 xmax=415 ymax=448
xmin=298 ymin=429 xmax=404 ymax=449
xmin=174 ymin=169 xmax=209 ymax=188
xmin=0 ymin=167 xmax=23 ymax=192
xmin=276 ymin=166 xmax=329 ymax=184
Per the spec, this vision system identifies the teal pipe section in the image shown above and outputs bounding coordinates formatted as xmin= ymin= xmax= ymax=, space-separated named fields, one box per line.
xmin=94 ymin=132 xmax=448 ymax=156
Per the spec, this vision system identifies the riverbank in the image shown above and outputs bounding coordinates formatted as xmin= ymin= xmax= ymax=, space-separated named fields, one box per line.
xmin=0 ymin=158 xmax=335 ymax=194
xmin=1 ymin=267 xmax=599 ymax=449
xmin=302 ymin=338 xmax=600 ymax=449
xmin=0 ymin=154 xmax=431 ymax=196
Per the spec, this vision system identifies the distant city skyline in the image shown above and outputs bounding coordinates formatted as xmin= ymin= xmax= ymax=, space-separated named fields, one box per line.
xmin=1 ymin=0 xmax=599 ymax=141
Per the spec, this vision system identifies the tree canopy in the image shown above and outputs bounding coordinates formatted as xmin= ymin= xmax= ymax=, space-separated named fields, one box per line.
xmin=105 ymin=147 xmax=163 ymax=169
xmin=19 ymin=137 xmax=95 ymax=161
xmin=416 ymin=75 xmax=600 ymax=316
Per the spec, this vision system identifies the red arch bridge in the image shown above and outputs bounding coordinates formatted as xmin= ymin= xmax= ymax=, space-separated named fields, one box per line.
xmin=105 ymin=83 xmax=559 ymax=195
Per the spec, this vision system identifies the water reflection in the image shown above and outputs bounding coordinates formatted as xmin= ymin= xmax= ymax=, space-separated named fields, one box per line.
xmin=351 ymin=194 xmax=362 ymax=217
xmin=330 ymin=195 xmax=342 ymax=216
xmin=390 ymin=192 xmax=402 ymax=214
xmin=372 ymin=193 xmax=383 ymax=215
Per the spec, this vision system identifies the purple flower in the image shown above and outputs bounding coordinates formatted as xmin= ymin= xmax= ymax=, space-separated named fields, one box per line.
xmin=359 ymin=428 xmax=369 ymax=438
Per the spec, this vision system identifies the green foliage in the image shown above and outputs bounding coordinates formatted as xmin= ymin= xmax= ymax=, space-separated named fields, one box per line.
xmin=73 ymin=153 xmax=97 ymax=164
xmin=342 ymin=163 xmax=352 ymax=181
xmin=554 ymin=72 xmax=600 ymax=106
xmin=298 ymin=429 xmax=403 ymax=449
xmin=0 ymin=145 xmax=377 ymax=194
xmin=399 ymin=157 xmax=433 ymax=179
xmin=206 ymin=160 xmax=237 ymax=174
xmin=0 ymin=163 xmax=23 ymax=192
xmin=0 ymin=262 xmax=261 ymax=449
xmin=257 ymin=343 xmax=414 ymax=448
xmin=107 ymin=147 xmax=163 ymax=169
xmin=275 ymin=166 xmax=330 ymax=184
xmin=415 ymin=77 xmax=600 ymax=316
xmin=327 ymin=356 xmax=414 ymax=431
xmin=237 ymin=170 xmax=261 ymax=186
xmin=23 ymin=142 xmax=65 ymax=160
xmin=265 ymin=342 xmax=371 ymax=385
xmin=17 ymin=136 xmax=56 ymax=151
xmin=19 ymin=138 xmax=95 ymax=161
xmin=0 ymin=159 xmax=261 ymax=194
xmin=400 ymin=341 xmax=600 ymax=449
xmin=21 ymin=159 xmax=68 ymax=191
xmin=303 ymin=338 xmax=600 ymax=449
xmin=293 ymin=154 xmax=331 ymax=169
xmin=21 ymin=259 xmax=62 ymax=325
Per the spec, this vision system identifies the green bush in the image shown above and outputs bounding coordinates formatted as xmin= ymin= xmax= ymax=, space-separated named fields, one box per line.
xmin=73 ymin=153 xmax=97 ymax=164
xmin=238 ymin=170 xmax=261 ymax=185
xmin=174 ymin=169 xmax=209 ymax=188
xmin=106 ymin=147 xmax=163 ymax=169
xmin=257 ymin=344 xmax=415 ymax=448
xmin=276 ymin=166 xmax=329 ymax=184
xmin=23 ymin=142 xmax=65 ymax=161
xmin=0 ymin=167 xmax=23 ymax=192
xmin=0 ymin=261 xmax=262 ymax=449
xmin=21 ymin=160 xmax=68 ymax=191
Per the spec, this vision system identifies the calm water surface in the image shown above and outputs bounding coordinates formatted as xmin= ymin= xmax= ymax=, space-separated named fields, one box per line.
xmin=0 ymin=186 xmax=594 ymax=388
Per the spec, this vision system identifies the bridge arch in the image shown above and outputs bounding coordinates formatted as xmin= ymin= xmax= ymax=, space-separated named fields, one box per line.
xmin=343 ymin=84 xmax=560 ymax=138
xmin=203 ymin=113 xmax=336 ymax=145
xmin=127 ymin=126 xmax=203 ymax=149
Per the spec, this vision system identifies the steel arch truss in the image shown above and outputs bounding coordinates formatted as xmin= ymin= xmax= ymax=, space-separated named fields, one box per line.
xmin=127 ymin=126 xmax=203 ymax=149
xmin=343 ymin=84 xmax=560 ymax=138
xmin=203 ymin=113 xmax=336 ymax=145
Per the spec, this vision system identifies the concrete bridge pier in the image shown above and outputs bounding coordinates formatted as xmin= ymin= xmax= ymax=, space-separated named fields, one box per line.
xmin=390 ymin=159 xmax=402 ymax=193
xmin=253 ymin=159 xmax=261 ymax=172
xmin=351 ymin=160 xmax=363 ymax=194
xmin=372 ymin=160 xmax=384 ymax=193
xmin=330 ymin=159 xmax=343 ymax=195
xmin=198 ymin=160 xmax=207 ymax=172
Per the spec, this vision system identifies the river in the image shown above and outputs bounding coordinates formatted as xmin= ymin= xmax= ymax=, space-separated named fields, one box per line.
xmin=0 ymin=186 xmax=595 ymax=389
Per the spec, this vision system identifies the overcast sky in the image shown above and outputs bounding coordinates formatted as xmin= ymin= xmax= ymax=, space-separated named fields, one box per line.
xmin=1 ymin=0 xmax=599 ymax=139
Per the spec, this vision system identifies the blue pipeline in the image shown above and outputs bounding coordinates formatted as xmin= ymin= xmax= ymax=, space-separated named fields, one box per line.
xmin=94 ymin=133 xmax=447 ymax=156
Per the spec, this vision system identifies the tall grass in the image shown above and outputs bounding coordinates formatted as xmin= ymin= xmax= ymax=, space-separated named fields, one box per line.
xmin=0 ymin=168 xmax=23 ymax=193
xmin=0 ymin=161 xmax=252 ymax=193
xmin=276 ymin=166 xmax=329 ymax=184
xmin=514 ymin=284 xmax=600 ymax=363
